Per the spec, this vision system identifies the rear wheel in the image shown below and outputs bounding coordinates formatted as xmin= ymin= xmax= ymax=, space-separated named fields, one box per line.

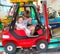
xmin=4 ymin=43 xmax=16 ymax=54
xmin=36 ymin=40 xmax=48 ymax=52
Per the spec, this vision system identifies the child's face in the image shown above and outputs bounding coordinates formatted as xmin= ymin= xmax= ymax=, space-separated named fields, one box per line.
xmin=18 ymin=18 xmax=23 ymax=23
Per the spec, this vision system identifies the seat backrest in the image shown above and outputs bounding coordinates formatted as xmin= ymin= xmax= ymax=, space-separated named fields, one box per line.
xmin=14 ymin=30 xmax=27 ymax=36
xmin=37 ymin=29 xmax=43 ymax=35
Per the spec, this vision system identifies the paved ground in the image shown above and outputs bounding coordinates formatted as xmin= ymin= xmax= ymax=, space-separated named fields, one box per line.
xmin=1 ymin=48 xmax=60 ymax=54
xmin=2 ymin=52 xmax=60 ymax=54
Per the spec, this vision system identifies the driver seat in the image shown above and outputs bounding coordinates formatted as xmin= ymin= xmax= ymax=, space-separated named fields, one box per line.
xmin=14 ymin=30 xmax=27 ymax=36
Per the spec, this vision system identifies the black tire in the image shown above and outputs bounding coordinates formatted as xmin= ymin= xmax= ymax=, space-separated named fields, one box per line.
xmin=36 ymin=40 xmax=48 ymax=52
xmin=4 ymin=43 xmax=16 ymax=54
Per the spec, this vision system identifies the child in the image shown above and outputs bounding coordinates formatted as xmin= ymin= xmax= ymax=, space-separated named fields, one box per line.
xmin=15 ymin=16 xmax=31 ymax=36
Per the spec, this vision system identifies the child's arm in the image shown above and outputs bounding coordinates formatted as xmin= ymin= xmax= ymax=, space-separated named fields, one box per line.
xmin=16 ymin=25 xmax=25 ymax=30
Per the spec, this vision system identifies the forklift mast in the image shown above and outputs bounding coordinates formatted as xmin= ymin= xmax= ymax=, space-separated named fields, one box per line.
xmin=42 ymin=1 xmax=50 ymax=40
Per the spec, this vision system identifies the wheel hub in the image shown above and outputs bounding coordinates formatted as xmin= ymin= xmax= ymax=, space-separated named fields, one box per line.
xmin=7 ymin=45 xmax=13 ymax=51
xmin=40 ymin=43 xmax=45 ymax=49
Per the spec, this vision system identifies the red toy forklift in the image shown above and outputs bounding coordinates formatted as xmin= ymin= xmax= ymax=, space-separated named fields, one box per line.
xmin=2 ymin=0 xmax=51 ymax=54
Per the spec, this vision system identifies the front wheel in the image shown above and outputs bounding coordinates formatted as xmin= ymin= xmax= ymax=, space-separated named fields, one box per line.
xmin=4 ymin=43 xmax=16 ymax=54
xmin=36 ymin=40 xmax=48 ymax=52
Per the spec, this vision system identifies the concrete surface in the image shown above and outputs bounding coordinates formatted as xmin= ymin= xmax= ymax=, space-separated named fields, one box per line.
xmin=1 ymin=48 xmax=60 ymax=54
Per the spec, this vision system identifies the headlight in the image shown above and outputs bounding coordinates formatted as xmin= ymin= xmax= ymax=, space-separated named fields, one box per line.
xmin=2 ymin=35 xmax=10 ymax=39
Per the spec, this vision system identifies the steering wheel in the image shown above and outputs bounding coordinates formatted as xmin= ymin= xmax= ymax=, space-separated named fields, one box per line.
xmin=35 ymin=23 xmax=45 ymax=31
xmin=35 ymin=24 xmax=41 ymax=31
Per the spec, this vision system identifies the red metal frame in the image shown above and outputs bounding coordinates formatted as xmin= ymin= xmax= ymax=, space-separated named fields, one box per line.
xmin=43 ymin=1 xmax=50 ymax=42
